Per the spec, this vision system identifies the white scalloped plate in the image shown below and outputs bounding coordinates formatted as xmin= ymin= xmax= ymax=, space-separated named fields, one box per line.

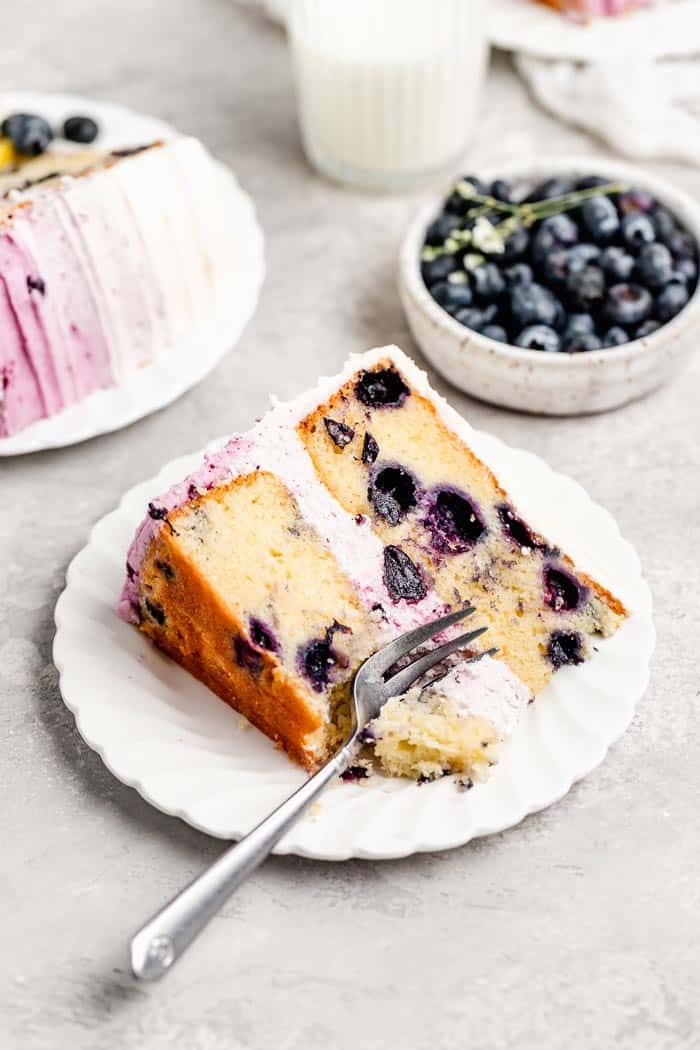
xmin=53 ymin=424 xmax=654 ymax=860
xmin=0 ymin=92 xmax=265 ymax=456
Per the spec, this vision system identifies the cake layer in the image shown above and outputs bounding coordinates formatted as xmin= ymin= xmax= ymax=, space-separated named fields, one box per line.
xmin=120 ymin=345 xmax=626 ymax=776
xmin=298 ymin=354 xmax=626 ymax=694
xmin=0 ymin=137 xmax=238 ymax=436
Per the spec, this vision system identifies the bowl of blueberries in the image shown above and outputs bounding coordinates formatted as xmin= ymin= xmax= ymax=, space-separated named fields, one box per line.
xmin=399 ymin=157 xmax=700 ymax=414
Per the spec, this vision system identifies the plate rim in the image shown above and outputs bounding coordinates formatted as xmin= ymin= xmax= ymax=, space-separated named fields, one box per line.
xmin=53 ymin=427 xmax=655 ymax=861
xmin=0 ymin=90 xmax=266 ymax=456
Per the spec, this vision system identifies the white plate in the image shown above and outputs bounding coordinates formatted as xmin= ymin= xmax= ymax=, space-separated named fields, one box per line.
xmin=489 ymin=0 xmax=700 ymax=61
xmin=0 ymin=92 xmax=265 ymax=456
xmin=53 ymin=427 xmax=654 ymax=860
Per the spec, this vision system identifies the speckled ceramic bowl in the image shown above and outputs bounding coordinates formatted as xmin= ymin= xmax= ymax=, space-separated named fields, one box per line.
xmin=399 ymin=156 xmax=700 ymax=415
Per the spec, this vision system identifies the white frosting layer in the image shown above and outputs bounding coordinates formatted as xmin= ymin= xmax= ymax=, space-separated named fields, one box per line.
xmin=425 ymin=656 xmax=531 ymax=741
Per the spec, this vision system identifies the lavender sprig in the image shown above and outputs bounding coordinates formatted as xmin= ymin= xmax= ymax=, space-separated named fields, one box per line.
xmin=422 ymin=181 xmax=628 ymax=263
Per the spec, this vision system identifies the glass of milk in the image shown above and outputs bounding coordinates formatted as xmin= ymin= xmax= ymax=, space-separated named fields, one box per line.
xmin=288 ymin=0 xmax=488 ymax=191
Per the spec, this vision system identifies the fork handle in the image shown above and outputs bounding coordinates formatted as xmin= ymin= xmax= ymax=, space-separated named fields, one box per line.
xmin=130 ymin=735 xmax=359 ymax=980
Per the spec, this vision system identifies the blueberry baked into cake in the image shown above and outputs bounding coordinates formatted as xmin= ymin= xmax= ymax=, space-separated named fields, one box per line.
xmin=0 ymin=137 xmax=238 ymax=436
xmin=119 ymin=347 xmax=626 ymax=781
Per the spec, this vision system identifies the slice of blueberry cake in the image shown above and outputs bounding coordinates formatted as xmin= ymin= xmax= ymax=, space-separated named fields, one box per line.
xmin=120 ymin=346 xmax=626 ymax=778
xmin=0 ymin=137 xmax=239 ymax=436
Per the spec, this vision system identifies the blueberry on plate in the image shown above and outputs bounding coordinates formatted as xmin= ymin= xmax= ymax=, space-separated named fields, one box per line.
xmin=454 ymin=305 xmax=498 ymax=331
xmin=472 ymin=262 xmax=505 ymax=301
xmin=601 ymin=326 xmax=628 ymax=347
xmin=511 ymin=281 xmax=565 ymax=331
xmin=656 ymin=281 xmax=690 ymax=322
xmin=617 ymin=189 xmax=654 ymax=215
xmin=666 ymin=229 xmax=697 ymax=261
xmin=2 ymin=112 xmax=53 ymax=155
xmin=600 ymin=246 xmax=635 ymax=283
xmin=430 ymin=280 xmax=473 ymax=314
xmin=425 ymin=213 xmax=461 ymax=247
xmin=581 ymin=195 xmax=620 ymax=242
xmin=481 ymin=324 xmax=508 ymax=343
xmin=576 ymin=175 xmax=611 ymax=191
xmin=563 ymin=313 xmax=595 ymax=340
xmin=674 ymin=257 xmax=698 ymax=285
xmin=501 ymin=227 xmax=530 ymax=261
xmin=532 ymin=214 xmax=579 ymax=263
xmin=605 ymin=283 xmax=653 ymax=327
xmin=565 ymin=243 xmax=601 ymax=272
xmin=565 ymin=264 xmax=605 ymax=311
xmin=490 ymin=178 xmax=514 ymax=203
xmin=62 ymin=115 xmax=99 ymax=144
xmin=652 ymin=207 xmax=676 ymax=242
xmin=636 ymin=242 xmax=674 ymax=288
xmin=504 ymin=262 xmax=533 ymax=286
xmin=515 ymin=325 xmax=561 ymax=352
xmin=527 ymin=177 xmax=575 ymax=201
xmin=562 ymin=332 xmax=602 ymax=353
xmin=621 ymin=213 xmax=656 ymax=249
xmin=421 ymin=253 xmax=460 ymax=286
xmin=635 ymin=320 xmax=661 ymax=338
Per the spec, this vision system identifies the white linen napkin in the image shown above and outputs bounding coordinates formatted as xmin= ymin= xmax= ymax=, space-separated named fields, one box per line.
xmin=515 ymin=53 xmax=700 ymax=166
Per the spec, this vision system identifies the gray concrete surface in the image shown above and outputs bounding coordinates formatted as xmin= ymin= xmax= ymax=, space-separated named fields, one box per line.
xmin=2 ymin=4 xmax=700 ymax=1047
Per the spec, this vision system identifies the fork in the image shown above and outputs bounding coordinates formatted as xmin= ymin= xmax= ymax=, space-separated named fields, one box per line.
xmin=130 ymin=604 xmax=493 ymax=981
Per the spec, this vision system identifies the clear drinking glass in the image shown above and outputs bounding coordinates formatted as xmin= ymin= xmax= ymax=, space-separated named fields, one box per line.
xmin=288 ymin=0 xmax=489 ymax=191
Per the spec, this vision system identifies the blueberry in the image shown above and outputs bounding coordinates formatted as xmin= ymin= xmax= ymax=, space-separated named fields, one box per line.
xmin=532 ymin=214 xmax=579 ymax=263
xmin=656 ymin=281 xmax=689 ymax=322
xmin=421 ymin=253 xmax=460 ymax=287
xmin=505 ymin=262 xmax=533 ymax=285
xmin=565 ymin=243 xmax=601 ymax=271
xmin=617 ymin=189 xmax=654 ymax=215
xmin=502 ymin=227 xmax=530 ymax=261
xmin=445 ymin=176 xmax=487 ymax=214
xmin=144 ymin=599 xmax=166 ymax=627
xmin=2 ymin=112 xmax=53 ymax=155
xmin=369 ymin=466 xmax=418 ymax=526
xmin=600 ymin=246 xmax=635 ymax=282
xmin=424 ymin=488 xmax=487 ymax=553
xmin=563 ymin=313 xmax=595 ymax=340
xmin=621 ymin=213 xmax=656 ymax=249
xmin=540 ymin=249 xmax=569 ymax=287
xmin=510 ymin=282 xmax=565 ymax=330
xmin=636 ymin=242 xmax=674 ymax=288
xmin=62 ymin=115 xmax=99 ymax=144
xmin=605 ymin=283 xmax=652 ymax=326
xmin=497 ymin=504 xmax=542 ymax=550
xmin=601 ymin=326 xmax=628 ymax=347
xmin=515 ymin=325 xmax=561 ymax=352
xmin=562 ymin=333 xmax=602 ymax=353
xmin=383 ymin=546 xmax=427 ymax=603
xmin=652 ymin=207 xmax=676 ymax=242
xmin=361 ymin=432 xmax=379 ymax=464
xmin=472 ymin=263 xmax=505 ymax=301
xmin=576 ymin=175 xmax=611 ymax=191
xmin=431 ymin=280 xmax=473 ymax=315
xmin=453 ymin=306 xmax=497 ymax=332
xmin=249 ymin=617 xmax=280 ymax=653
xmin=674 ymin=257 xmax=698 ymax=285
xmin=298 ymin=621 xmax=350 ymax=691
xmin=481 ymin=324 xmax=508 ymax=343
xmin=323 ymin=417 xmax=355 ymax=448
xmin=355 ymin=367 xmax=410 ymax=408
xmin=425 ymin=213 xmax=461 ymax=247
xmin=26 ymin=275 xmax=46 ymax=295
xmin=527 ymin=177 xmax=575 ymax=201
xmin=565 ymin=264 xmax=605 ymax=311
xmin=544 ymin=566 xmax=584 ymax=612
xmin=547 ymin=631 xmax=584 ymax=668
xmin=581 ymin=196 xmax=620 ymax=242
xmin=635 ymin=320 xmax=661 ymax=338
xmin=490 ymin=178 xmax=514 ymax=202
xmin=666 ymin=230 xmax=697 ymax=261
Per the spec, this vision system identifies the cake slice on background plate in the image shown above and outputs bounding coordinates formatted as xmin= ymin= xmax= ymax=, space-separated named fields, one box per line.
xmin=0 ymin=137 xmax=238 ymax=437
xmin=537 ymin=0 xmax=656 ymax=17
xmin=119 ymin=346 xmax=626 ymax=782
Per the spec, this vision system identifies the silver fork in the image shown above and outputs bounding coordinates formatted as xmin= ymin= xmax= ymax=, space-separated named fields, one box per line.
xmin=130 ymin=605 xmax=494 ymax=981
